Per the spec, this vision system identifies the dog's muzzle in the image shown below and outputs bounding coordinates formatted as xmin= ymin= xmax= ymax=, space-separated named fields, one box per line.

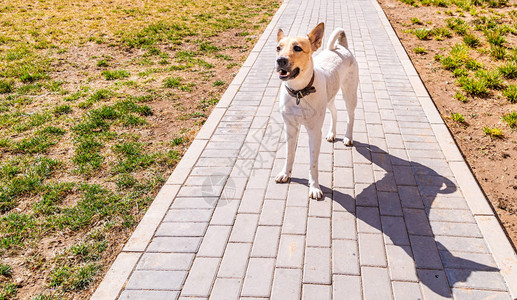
xmin=276 ymin=57 xmax=300 ymax=80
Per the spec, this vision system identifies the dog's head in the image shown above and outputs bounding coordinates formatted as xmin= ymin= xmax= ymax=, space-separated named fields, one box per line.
xmin=275 ymin=22 xmax=324 ymax=81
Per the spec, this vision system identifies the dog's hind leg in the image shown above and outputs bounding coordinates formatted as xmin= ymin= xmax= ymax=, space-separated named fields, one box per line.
xmin=326 ymin=98 xmax=337 ymax=142
xmin=275 ymin=120 xmax=299 ymax=183
xmin=342 ymin=80 xmax=358 ymax=146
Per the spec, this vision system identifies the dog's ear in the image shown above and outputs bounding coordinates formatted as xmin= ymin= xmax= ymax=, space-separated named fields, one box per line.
xmin=308 ymin=22 xmax=324 ymax=51
xmin=277 ymin=28 xmax=285 ymax=42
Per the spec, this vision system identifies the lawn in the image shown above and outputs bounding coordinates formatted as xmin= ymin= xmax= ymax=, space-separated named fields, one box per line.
xmin=0 ymin=0 xmax=280 ymax=298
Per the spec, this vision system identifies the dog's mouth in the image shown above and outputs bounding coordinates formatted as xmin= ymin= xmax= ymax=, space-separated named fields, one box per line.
xmin=277 ymin=67 xmax=300 ymax=81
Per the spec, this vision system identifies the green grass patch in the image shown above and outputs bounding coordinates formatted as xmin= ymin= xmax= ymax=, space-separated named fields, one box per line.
xmin=412 ymin=28 xmax=432 ymax=40
xmin=0 ymin=264 xmax=12 ymax=277
xmin=485 ymin=30 xmax=506 ymax=46
xmin=432 ymin=27 xmax=452 ymax=40
xmin=458 ymin=76 xmax=489 ymax=96
xmin=483 ymin=126 xmax=503 ymax=137
xmin=413 ymin=46 xmax=427 ymax=54
xmin=213 ymin=80 xmax=226 ymax=86
xmin=490 ymin=45 xmax=507 ymax=60
xmin=498 ymin=61 xmax=517 ymax=79
xmin=454 ymin=91 xmax=468 ymax=102
xmin=475 ymin=69 xmax=504 ymax=89
xmin=411 ymin=17 xmax=423 ymax=24
xmin=502 ymin=111 xmax=517 ymax=128
xmin=101 ymin=70 xmax=130 ymax=80
xmin=463 ymin=33 xmax=480 ymax=47
xmin=451 ymin=112 xmax=465 ymax=123
xmin=0 ymin=80 xmax=14 ymax=94
xmin=96 ymin=60 xmax=109 ymax=67
xmin=503 ymin=85 xmax=517 ymax=103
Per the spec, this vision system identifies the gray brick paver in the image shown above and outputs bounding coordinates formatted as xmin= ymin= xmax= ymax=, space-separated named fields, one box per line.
xmin=101 ymin=0 xmax=516 ymax=297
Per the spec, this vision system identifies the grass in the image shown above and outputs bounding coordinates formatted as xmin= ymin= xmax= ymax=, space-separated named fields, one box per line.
xmin=475 ymin=69 xmax=504 ymax=89
xmin=412 ymin=28 xmax=432 ymax=40
xmin=503 ymin=85 xmax=517 ymax=103
xmin=411 ymin=17 xmax=423 ymax=24
xmin=483 ymin=126 xmax=504 ymax=137
xmin=0 ymin=0 xmax=279 ymax=297
xmin=101 ymin=70 xmax=130 ymax=80
xmin=432 ymin=27 xmax=452 ymax=40
xmin=451 ymin=112 xmax=466 ymax=123
xmin=490 ymin=45 xmax=507 ymax=60
xmin=463 ymin=33 xmax=480 ymax=47
xmin=498 ymin=61 xmax=517 ymax=79
xmin=414 ymin=46 xmax=428 ymax=54
xmin=502 ymin=112 xmax=517 ymax=128
xmin=0 ymin=264 xmax=12 ymax=277
xmin=458 ymin=76 xmax=489 ymax=96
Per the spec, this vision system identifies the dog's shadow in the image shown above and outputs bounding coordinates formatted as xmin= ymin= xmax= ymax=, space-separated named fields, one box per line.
xmin=290 ymin=141 xmax=498 ymax=298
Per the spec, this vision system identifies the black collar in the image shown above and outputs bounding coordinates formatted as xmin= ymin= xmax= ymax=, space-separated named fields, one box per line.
xmin=284 ymin=72 xmax=316 ymax=105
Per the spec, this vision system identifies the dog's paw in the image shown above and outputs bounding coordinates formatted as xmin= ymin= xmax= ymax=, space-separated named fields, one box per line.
xmin=326 ymin=132 xmax=336 ymax=142
xmin=275 ymin=172 xmax=290 ymax=183
xmin=343 ymin=137 xmax=353 ymax=146
xmin=309 ymin=186 xmax=323 ymax=199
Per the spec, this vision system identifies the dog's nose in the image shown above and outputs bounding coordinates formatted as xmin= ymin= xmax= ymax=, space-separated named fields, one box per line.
xmin=276 ymin=57 xmax=288 ymax=68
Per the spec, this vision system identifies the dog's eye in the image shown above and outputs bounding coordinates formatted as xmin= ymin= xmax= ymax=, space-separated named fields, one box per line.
xmin=293 ymin=45 xmax=303 ymax=52
xmin=276 ymin=46 xmax=281 ymax=52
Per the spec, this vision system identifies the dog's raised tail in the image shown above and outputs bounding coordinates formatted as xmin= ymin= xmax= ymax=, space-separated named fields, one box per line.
xmin=326 ymin=28 xmax=348 ymax=50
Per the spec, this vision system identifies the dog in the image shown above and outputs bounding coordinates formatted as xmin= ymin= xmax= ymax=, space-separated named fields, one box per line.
xmin=274 ymin=22 xmax=359 ymax=199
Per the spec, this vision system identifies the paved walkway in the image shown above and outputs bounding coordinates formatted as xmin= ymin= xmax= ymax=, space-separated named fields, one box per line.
xmin=92 ymin=0 xmax=517 ymax=298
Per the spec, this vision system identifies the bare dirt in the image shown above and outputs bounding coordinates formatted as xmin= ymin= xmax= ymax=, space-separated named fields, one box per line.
xmin=377 ymin=0 xmax=517 ymax=247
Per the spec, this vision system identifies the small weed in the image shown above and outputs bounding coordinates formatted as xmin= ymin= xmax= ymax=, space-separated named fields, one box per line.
xmin=215 ymin=54 xmax=233 ymax=61
xmin=433 ymin=0 xmax=449 ymax=7
xmin=227 ymin=62 xmax=239 ymax=69
xmin=116 ymin=174 xmax=136 ymax=189
xmin=432 ymin=27 xmax=452 ymax=40
xmin=451 ymin=113 xmax=465 ymax=123
xmin=163 ymin=77 xmax=181 ymax=88
xmin=502 ymin=112 xmax=517 ymax=128
xmin=0 ymin=264 xmax=12 ymax=277
xmin=485 ymin=30 xmax=506 ymax=46
xmin=483 ymin=127 xmax=503 ymax=138
xmin=171 ymin=136 xmax=187 ymax=146
xmin=463 ymin=33 xmax=480 ymax=47
xmin=199 ymin=96 xmax=219 ymax=110
xmin=411 ymin=17 xmax=423 ymax=24
xmin=412 ymin=28 xmax=432 ymax=40
xmin=0 ymin=282 xmax=17 ymax=299
xmin=213 ymin=80 xmax=226 ymax=86
xmin=498 ymin=61 xmax=517 ymax=79
xmin=446 ymin=17 xmax=469 ymax=35
xmin=96 ymin=60 xmax=109 ymax=67
xmin=465 ymin=59 xmax=483 ymax=70
xmin=49 ymin=263 xmax=99 ymax=291
xmin=503 ymin=85 xmax=517 ymax=103
xmin=453 ymin=68 xmax=469 ymax=77
xmin=53 ymin=104 xmax=72 ymax=116
xmin=101 ymin=70 xmax=130 ymax=80
xmin=458 ymin=76 xmax=489 ymax=96
xmin=475 ymin=69 xmax=504 ymax=89
xmin=413 ymin=47 xmax=427 ymax=54
xmin=198 ymin=41 xmax=220 ymax=53
xmin=0 ymin=80 xmax=14 ymax=94
xmin=454 ymin=92 xmax=468 ymax=102
xmin=490 ymin=45 xmax=507 ymax=60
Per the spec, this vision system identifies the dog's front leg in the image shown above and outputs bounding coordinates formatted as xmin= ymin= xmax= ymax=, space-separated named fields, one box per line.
xmin=275 ymin=120 xmax=299 ymax=183
xmin=307 ymin=127 xmax=323 ymax=199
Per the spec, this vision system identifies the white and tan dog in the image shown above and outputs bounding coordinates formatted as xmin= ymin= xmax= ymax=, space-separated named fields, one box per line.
xmin=274 ymin=23 xmax=359 ymax=199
